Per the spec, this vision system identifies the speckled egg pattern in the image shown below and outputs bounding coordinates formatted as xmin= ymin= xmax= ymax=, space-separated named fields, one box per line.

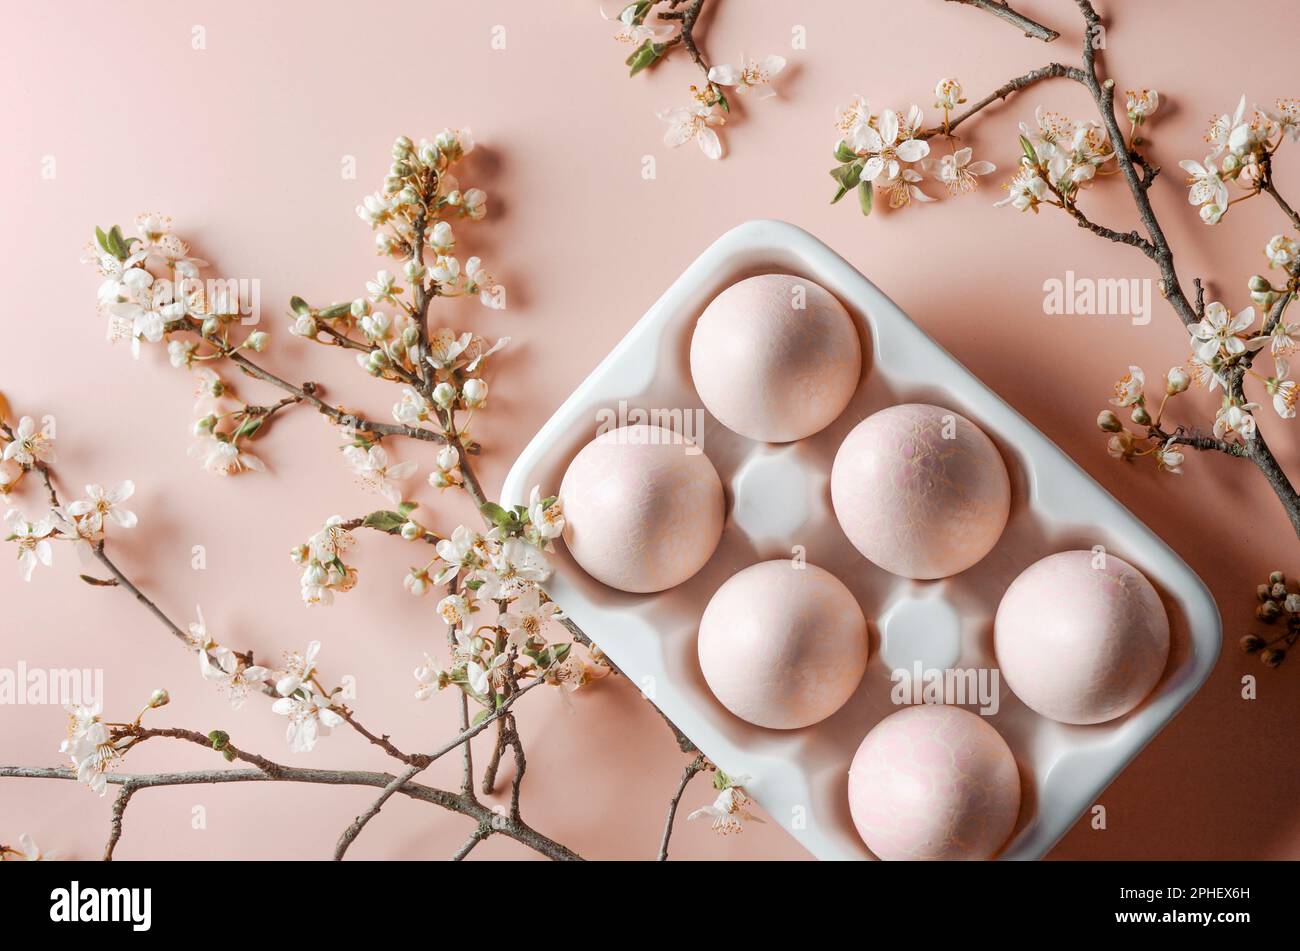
xmin=831 ymin=403 xmax=1011 ymax=579
xmin=848 ymin=704 xmax=1021 ymax=861
xmin=995 ymin=550 xmax=1169 ymax=725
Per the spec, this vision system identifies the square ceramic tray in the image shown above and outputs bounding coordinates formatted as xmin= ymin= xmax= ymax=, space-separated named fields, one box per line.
xmin=500 ymin=219 xmax=1220 ymax=860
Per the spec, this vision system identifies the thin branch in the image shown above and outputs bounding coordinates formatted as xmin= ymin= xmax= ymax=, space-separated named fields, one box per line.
xmin=333 ymin=761 xmax=425 ymax=860
xmin=451 ymin=823 xmax=491 ymax=861
xmin=1070 ymin=0 xmax=1198 ymax=328
xmin=103 ymin=782 xmax=135 ymax=860
xmin=924 ymin=63 xmax=1084 ymax=140
xmin=330 ymin=678 xmax=545 ymax=859
xmin=658 ymin=0 xmax=711 ymax=74
xmin=944 ymin=0 xmax=1059 ymax=42
xmin=1 ymin=765 xmax=582 ymax=862
xmin=658 ymin=754 xmax=707 ymax=861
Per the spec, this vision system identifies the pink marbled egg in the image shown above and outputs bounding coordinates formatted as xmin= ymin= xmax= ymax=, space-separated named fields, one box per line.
xmin=560 ymin=424 xmax=725 ymax=594
xmin=689 ymin=274 xmax=862 ymax=443
xmin=848 ymin=704 xmax=1021 ymax=861
xmin=698 ymin=560 xmax=869 ymax=729
xmin=831 ymin=403 xmax=1010 ymax=579
xmin=995 ymin=550 xmax=1169 ymax=725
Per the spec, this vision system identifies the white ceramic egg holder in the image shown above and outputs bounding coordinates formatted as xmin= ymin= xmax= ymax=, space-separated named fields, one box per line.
xmin=500 ymin=220 xmax=1220 ymax=860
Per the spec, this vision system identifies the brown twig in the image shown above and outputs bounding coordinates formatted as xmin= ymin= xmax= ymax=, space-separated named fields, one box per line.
xmin=944 ymin=0 xmax=1059 ymax=42
xmin=2 ymin=764 xmax=582 ymax=861
xmin=658 ymin=753 xmax=707 ymax=861
xmin=923 ymin=63 xmax=1084 ymax=140
xmin=103 ymin=782 xmax=135 ymax=860
xmin=452 ymin=823 xmax=491 ymax=860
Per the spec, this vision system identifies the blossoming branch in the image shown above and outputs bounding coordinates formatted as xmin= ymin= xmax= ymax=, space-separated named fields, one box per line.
xmin=0 ymin=129 xmax=751 ymax=861
xmin=603 ymin=0 xmax=787 ymax=160
xmin=822 ymin=0 xmax=1300 ymax=665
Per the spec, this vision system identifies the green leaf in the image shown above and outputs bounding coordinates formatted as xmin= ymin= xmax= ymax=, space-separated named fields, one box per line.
xmin=831 ymin=184 xmax=849 ymax=205
xmin=464 ymin=578 xmax=485 ymax=591
xmin=1019 ymin=134 xmax=1038 ymax=168
xmin=318 ymin=301 xmax=351 ymax=319
xmin=107 ymin=225 xmax=130 ymax=260
xmin=208 ymin=730 xmax=230 ymax=751
xmin=472 ymin=708 xmax=491 ymax=726
xmin=833 ymin=139 xmax=857 ymax=163
xmin=716 ymin=89 xmax=730 ymax=114
xmin=94 ymin=226 xmax=111 ymax=255
xmin=289 ymin=296 xmax=311 ymax=316
xmin=397 ymin=501 xmax=418 ymax=516
xmin=479 ymin=502 xmax=511 ymax=526
xmin=858 ymin=180 xmax=874 ymax=217
xmin=626 ymin=40 xmax=664 ymax=76
xmin=829 ymin=160 xmax=863 ymax=192
xmin=362 ymin=510 xmax=406 ymax=533
xmin=233 ymin=417 xmax=263 ymax=440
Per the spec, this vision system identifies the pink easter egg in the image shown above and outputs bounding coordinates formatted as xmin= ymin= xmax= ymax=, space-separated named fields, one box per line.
xmin=560 ymin=424 xmax=725 ymax=594
xmin=831 ymin=403 xmax=1010 ymax=579
xmin=848 ymin=704 xmax=1022 ymax=861
xmin=994 ymin=550 xmax=1170 ymax=725
xmin=689 ymin=274 xmax=862 ymax=443
xmin=698 ymin=560 xmax=869 ymax=729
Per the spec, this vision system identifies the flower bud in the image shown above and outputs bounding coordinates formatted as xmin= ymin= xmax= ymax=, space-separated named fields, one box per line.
xmin=201 ymin=316 xmax=221 ymax=338
xmin=1284 ymin=593 xmax=1300 ymax=614
xmin=1249 ymin=275 xmax=1273 ymax=293
xmin=437 ymin=445 xmax=459 ymax=471
xmin=194 ymin=415 xmax=217 ymax=436
xmin=1097 ymin=409 xmax=1123 ymax=432
xmin=1258 ymin=600 xmax=1281 ymax=621
xmin=1240 ymin=633 xmax=1266 ymax=653
xmin=1261 ymin=647 xmax=1286 ymax=668
xmin=1165 ymin=367 xmax=1190 ymax=395
xmin=1271 ymin=581 xmax=1287 ymax=599
xmin=292 ymin=314 xmax=318 ymax=338
xmin=290 ymin=544 xmax=309 ymax=564
xmin=432 ymin=382 xmax=457 ymax=408
xmin=462 ymin=378 xmax=488 ymax=408
xmin=148 ymin=688 xmax=170 ymax=708
xmin=400 ymin=520 xmax=422 ymax=541
xmin=245 ymin=331 xmax=269 ymax=352
xmin=404 ymin=568 xmax=430 ymax=597
xmin=1130 ymin=405 xmax=1152 ymax=426
xmin=1258 ymin=583 xmax=1272 ymax=601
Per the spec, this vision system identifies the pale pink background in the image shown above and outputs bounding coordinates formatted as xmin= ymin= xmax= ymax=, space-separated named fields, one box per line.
xmin=2 ymin=0 xmax=1298 ymax=860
